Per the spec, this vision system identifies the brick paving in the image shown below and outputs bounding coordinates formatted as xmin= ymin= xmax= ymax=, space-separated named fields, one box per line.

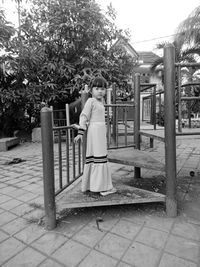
xmin=0 ymin=136 xmax=200 ymax=266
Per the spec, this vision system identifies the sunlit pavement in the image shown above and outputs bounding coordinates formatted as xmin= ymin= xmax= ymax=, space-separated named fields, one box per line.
xmin=0 ymin=137 xmax=200 ymax=267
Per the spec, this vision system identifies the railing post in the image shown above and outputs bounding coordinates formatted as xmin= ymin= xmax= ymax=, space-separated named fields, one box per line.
xmin=41 ymin=107 xmax=56 ymax=229
xmin=81 ymin=88 xmax=88 ymax=165
xmin=107 ymin=87 xmax=112 ymax=145
xmin=112 ymin=83 xmax=117 ymax=144
xmin=134 ymin=73 xmax=141 ymax=178
xmin=177 ymin=65 xmax=182 ymax=132
xmin=153 ymin=85 xmax=157 ymax=130
xmin=164 ymin=44 xmax=177 ymax=217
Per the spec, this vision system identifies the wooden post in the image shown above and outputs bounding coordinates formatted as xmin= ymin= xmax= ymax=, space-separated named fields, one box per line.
xmin=164 ymin=44 xmax=177 ymax=217
xmin=134 ymin=73 xmax=141 ymax=178
xmin=41 ymin=107 xmax=56 ymax=229
xmin=177 ymin=65 xmax=182 ymax=132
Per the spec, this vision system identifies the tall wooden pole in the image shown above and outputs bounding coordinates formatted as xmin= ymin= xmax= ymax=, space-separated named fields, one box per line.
xmin=134 ymin=73 xmax=141 ymax=178
xmin=41 ymin=107 xmax=56 ymax=229
xmin=164 ymin=44 xmax=177 ymax=217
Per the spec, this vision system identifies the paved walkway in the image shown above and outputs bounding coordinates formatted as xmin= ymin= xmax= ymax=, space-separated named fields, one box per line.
xmin=0 ymin=136 xmax=200 ymax=267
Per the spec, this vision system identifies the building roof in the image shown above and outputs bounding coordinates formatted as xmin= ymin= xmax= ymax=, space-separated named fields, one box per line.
xmin=111 ymin=38 xmax=139 ymax=59
xmin=137 ymin=51 xmax=160 ymax=65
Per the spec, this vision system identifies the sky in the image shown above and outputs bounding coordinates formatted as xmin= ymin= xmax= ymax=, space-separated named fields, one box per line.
xmin=1 ymin=0 xmax=200 ymax=54
xmin=96 ymin=0 xmax=200 ymax=53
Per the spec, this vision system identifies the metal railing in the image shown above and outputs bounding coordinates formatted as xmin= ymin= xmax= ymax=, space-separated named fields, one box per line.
xmin=53 ymin=126 xmax=86 ymax=196
xmin=105 ymin=104 xmax=135 ymax=149
xmin=41 ymin=108 xmax=86 ymax=229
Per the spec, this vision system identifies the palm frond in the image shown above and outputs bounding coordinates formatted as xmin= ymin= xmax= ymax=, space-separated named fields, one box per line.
xmin=175 ymin=6 xmax=200 ymax=45
xmin=150 ymin=57 xmax=163 ymax=72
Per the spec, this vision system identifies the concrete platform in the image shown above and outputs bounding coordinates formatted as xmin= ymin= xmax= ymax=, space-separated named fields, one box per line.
xmin=57 ymin=177 xmax=165 ymax=210
xmin=0 ymin=137 xmax=20 ymax=151
xmin=108 ymin=147 xmax=165 ymax=171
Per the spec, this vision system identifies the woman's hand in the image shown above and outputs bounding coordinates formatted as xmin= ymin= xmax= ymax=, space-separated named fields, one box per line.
xmin=74 ymin=134 xmax=83 ymax=143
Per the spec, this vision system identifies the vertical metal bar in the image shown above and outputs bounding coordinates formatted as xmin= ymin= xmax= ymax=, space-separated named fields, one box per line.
xmin=112 ymin=83 xmax=117 ymax=145
xmin=106 ymin=106 xmax=110 ymax=148
xmin=41 ymin=107 xmax=56 ymax=230
xmin=178 ymin=66 xmax=182 ymax=132
xmin=72 ymin=130 xmax=76 ymax=180
xmin=134 ymin=73 xmax=141 ymax=178
xmin=66 ymin=129 xmax=70 ymax=184
xmin=159 ymin=93 xmax=162 ymax=124
xmin=188 ymin=103 xmax=191 ymax=128
xmin=153 ymin=86 xmax=156 ymax=130
xmin=58 ymin=130 xmax=62 ymax=189
xmin=125 ymin=106 xmax=127 ymax=146
xmin=82 ymin=132 xmax=87 ymax=168
xmin=164 ymin=44 xmax=177 ymax=217
xmin=116 ymin=106 xmax=119 ymax=147
xmin=78 ymin=139 xmax=81 ymax=174
xmin=65 ymin=104 xmax=70 ymax=145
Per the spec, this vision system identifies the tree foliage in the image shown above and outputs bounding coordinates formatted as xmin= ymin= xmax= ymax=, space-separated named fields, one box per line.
xmin=0 ymin=0 xmax=136 ymax=136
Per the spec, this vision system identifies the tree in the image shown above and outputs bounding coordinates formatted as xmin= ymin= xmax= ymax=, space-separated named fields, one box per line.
xmin=0 ymin=0 xmax=136 ymax=136
xmin=175 ymin=6 xmax=200 ymax=48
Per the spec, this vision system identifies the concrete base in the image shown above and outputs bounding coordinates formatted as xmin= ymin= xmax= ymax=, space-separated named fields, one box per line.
xmin=32 ymin=127 xmax=41 ymax=142
xmin=0 ymin=137 xmax=20 ymax=151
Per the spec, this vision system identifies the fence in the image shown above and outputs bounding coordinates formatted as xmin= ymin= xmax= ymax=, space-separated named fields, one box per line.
xmin=105 ymin=104 xmax=135 ymax=149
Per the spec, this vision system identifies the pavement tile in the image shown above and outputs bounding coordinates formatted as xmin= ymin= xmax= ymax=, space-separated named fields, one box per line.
xmin=144 ymin=215 xmax=174 ymax=232
xmin=78 ymin=250 xmax=117 ymax=267
xmin=172 ymin=220 xmax=200 ymax=241
xmin=73 ymin=225 xmax=105 ymax=247
xmin=38 ymin=259 xmax=63 ymax=267
xmin=52 ymin=239 xmax=90 ymax=267
xmin=10 ymin=203 xmax=35 ymax=216
xmin=14 ymin=224 xmax=46 ymax=244
xmin=0 ymin=230 xmax=9 ymax=242
xmin=159 ymin=253 xmax=197 ymax=267
xmin=0 ymin=237 xmax=26 ymax=265
xmin=15 ymin=192 xmax=37 ymax=202
xmin=89 ymin=216 xmax=119 ymax=231
xmin=135 ymin=227 xmax=168 ymax=249
xmin=0 ymin=207 xmax=5 ymax=214
xmin=95 ymin=232 xmax=131 ymax=259
xmin=31 ymin=232 xmax=67 ymax=255
xmin=122 ymin=241 xmax=161 ymax=267
xmin=1 ymin=217 xmax=27 ymax=235
xmin=110 ymin=219 xmax=142 ymax=240
xmin=2 ymin=247 xmax=46 ymax=267
xmin=117 ymin=262 xmax=132 ymax=267
xmin=28 ymin=196 xmax=44 ymax=206
xmin=0 ymin=194 xmax=12 ymax=204
xmin=0 ymin=186 xmax=18 ymax=194
xmin=165 ymin=235 xmax=199 ymax=263
xmin=15 ymin=181 xmax=31 ymax=187
xmin=0 ymin=183 xmax=7 ymax=189
xmin=122 ymin=213 xmax=147 ymax=225
xmin=5 ymin=188 xmax=29 ymax=198
xmin=56 ymin=219 xmax=89 ymax=238
xmin=22 ymin=208 xmax=44 ymax=221
xmin=0 ymin=211 xmax=17 ymax=226
xmin=0 ymin=199 xmax=23 ymax=210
